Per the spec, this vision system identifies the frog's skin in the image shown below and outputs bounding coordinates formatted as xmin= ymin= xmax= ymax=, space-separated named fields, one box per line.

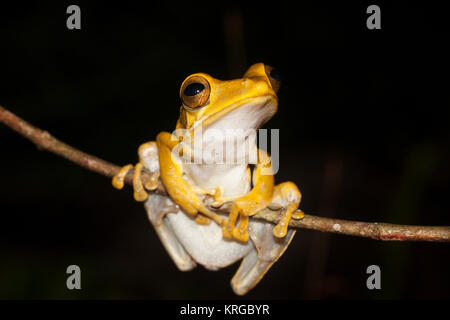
xmin=112 ymin=63 xmax=304 ymax=295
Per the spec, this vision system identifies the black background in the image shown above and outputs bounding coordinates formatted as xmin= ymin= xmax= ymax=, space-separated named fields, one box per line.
xmin=0 ymin=1 xmax=449 ymax=299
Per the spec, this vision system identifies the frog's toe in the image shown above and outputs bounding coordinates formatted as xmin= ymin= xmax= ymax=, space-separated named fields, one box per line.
xmin=112 ymin=164 xmax=133 ymax=190
xmin=292 ymin=209 xmax=305 ymax=220
xmin=211 ymin=198 xmax=227 ymax=208
xmin=222 ymin=224 xmax=234 ymax=239
xmin=194 ymin=214 xmax=211 ymax=225
xmin=232 ymin=215 xmax=250 ymax=242
xmin=132 ymin=163 xmax=149 ymax=202
xmin=134 ymin=190 xmax=148 ymax=202
xmin=232 ymin=227 xmax=249 ymax=242
xmin=143 ymin=171 xmax=160 ymax=191
xmin=211 ymin=195 xmax=237 ymax=208
xmin=112 ymin=162 xmax=152 ymax=202
xmin=273 ymin=222 xmax=288 ymax=238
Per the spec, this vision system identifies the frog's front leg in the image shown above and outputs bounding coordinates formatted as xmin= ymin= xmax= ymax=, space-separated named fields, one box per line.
xmin=111 ymin=142 xmax=160 ymax=201
xmin=223 ymin=149 xmax=274 ymax=242
xmin=156 ymin=131 xmax=225 ymax=227
xmin=270 ymin=182 xmax=304 ymax=238
xmin=114 ymin=141 xmax=197 ymax=271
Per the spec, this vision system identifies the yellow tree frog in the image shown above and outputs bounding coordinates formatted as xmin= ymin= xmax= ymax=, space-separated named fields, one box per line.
xmin=112 ymin=63 xmax=304 ymax=295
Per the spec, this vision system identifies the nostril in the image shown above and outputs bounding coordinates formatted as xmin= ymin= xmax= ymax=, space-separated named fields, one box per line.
xmin=257 ymin=79 xmax=270 ymax=93
xmin=243 ymin=77 xmax=273 ymax=94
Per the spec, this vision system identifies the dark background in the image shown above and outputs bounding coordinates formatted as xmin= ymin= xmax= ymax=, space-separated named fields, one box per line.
xmin=0 ymin=1 xmax=449 ymax=299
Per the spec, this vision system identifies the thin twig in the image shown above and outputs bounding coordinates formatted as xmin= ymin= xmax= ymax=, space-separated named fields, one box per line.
xmin=1 ymin=105 xmax=449 ymax=242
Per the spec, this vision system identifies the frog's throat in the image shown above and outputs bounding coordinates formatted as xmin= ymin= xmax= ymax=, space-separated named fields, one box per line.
xmin=190 ymin=95 xmax=278 ymax=133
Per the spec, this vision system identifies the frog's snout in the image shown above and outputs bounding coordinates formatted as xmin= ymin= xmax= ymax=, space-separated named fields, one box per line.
xmin=243 ymin=77 xmax=276 ymax=97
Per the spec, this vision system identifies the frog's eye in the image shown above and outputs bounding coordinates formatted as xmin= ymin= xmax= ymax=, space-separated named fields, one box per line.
xmin=180 ymin=76 xmax=210 ymax=109
xmin=264 ymin=65 xmax=281 ymax=93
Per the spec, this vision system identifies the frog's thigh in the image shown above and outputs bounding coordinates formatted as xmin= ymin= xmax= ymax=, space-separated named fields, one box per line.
xmin=231 ymin=221 xmax=295 ymax=295
xmin=144 ymin=193 xmax=196 ymax=271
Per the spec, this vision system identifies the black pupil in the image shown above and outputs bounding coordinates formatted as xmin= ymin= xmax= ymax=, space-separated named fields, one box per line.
xmin=270 ymin=69 xmax=281 ymax=81
xmin=184 ymin=82 xmax=205 ymax=96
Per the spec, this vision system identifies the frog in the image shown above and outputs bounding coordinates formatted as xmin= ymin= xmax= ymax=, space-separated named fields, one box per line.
xmin=112 ymin=63 xmax=304 ymax=295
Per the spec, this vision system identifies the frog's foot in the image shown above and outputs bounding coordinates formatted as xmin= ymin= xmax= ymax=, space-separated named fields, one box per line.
xmin=211 ymin=195 xmax=239 ymax=209
xmin=222 ymin=200 xmax=259 ymax=242
xmin=270 ymin=182 xmax=303 ymax=238
xmin=112 ymin=162 xmax=159 ymax=202
xmin=112 ymin=164 xmax=133 ymax=190
xmin=194 ymin=214 xmax=211 ymax=225
xmin=191 ymin=185 xmax=234 ymax=208
xmin=165 ymin=183 xmax=225 ymax=227
xmin=231 ymin=222 xmax=296 ymax=295
xmin=233 ymin=216 xmax=249 ymax=241
xmin=177 ymin=184 xmax=225 ymax=227
xmin=191 ymin=185 xmax=222 ymax=200
xmin=187 ymin=185 xmax=233 ymax=225
xmin=145 ymin=193 xmax=196 ymax=271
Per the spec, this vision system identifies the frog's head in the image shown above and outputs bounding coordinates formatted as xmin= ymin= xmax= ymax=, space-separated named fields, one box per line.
xmin=178 ymin=63 xmax=280 ymax=132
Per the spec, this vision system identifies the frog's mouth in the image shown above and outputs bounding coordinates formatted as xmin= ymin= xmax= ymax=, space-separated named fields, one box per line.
xmin=198 ymin=95 xmax=278 ymax=132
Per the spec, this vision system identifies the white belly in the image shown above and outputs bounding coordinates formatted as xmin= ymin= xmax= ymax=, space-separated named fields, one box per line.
xmin=184 ymin=163 xmax=250 ymax=197
xmin=166 ymin=210 xmax=257 ymax=270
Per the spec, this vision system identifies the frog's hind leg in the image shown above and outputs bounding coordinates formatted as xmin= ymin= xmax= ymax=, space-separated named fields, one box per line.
xmin=231 ymin=181 xmax=302 ymax=295
xmin=138 ymin=141 xmax=196 ymax=271
xmin=145 ymin=194 xmax=197 ymax=271
xmin=231 ymin=221 xmax=295 ymax=295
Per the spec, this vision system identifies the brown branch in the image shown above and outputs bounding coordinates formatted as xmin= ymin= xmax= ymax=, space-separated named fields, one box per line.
xmin=253 ymin=209 xmax=450 ymax=242
xmin=1 ymin=105 xmax=449 ymax=242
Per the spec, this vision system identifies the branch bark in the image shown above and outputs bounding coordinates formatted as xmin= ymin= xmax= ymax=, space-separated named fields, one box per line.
xmin=1 ymin=105 xmax=449 ymax=242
